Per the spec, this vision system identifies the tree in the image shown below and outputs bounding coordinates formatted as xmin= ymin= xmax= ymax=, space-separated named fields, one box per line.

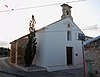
xmin=0 ymin=47 xmax=10 ymax=57
xmin=24 ymin=29 xmax=37 ymax=66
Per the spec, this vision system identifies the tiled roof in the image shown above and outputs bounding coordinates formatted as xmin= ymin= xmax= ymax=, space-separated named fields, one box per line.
xmin=84 ymin=35 xmax=100 ymax=45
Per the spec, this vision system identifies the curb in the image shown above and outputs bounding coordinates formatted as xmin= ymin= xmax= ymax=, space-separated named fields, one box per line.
xmin=0 ymin=70 xmax=25 ymax=77
xmin=12 ymin=64 xmax=47 ymax=72
xmin=0 ymin=68 xmax=26 ymax=77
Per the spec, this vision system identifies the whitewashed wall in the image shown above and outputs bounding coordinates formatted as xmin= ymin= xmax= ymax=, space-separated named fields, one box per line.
xmin=35 ymin=18 xmax=83 ymax=71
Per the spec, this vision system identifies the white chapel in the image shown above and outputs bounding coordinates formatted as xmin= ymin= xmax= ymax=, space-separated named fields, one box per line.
xmin=34 ymin=4 xmax=84 ymax=71
xmin=10 ymin=4 xmax=84 ymax=72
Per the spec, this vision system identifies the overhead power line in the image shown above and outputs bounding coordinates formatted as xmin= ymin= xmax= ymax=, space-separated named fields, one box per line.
xmin=0 ymin=3 xmax=62 ymax=12
xmin=0 ymin=0 xmax=86 ymax=13
xmin=0 ymin=0 xmax=24 ymax=21
xmin=36 ymin=27 xmax=100 ymax=33
xmin=66 ymin=0 xmax=86 ymax=3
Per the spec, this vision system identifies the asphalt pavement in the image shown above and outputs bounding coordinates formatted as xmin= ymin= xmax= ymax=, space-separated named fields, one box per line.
xmin=0 ymin=57 xmax=84 ymax=77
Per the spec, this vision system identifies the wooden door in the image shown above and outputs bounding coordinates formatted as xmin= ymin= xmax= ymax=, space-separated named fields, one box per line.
xmin=66 ymin=47 xmax=73 ymax=65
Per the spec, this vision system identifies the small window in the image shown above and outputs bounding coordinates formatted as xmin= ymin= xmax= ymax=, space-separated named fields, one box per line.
xmin=67 ymin=31 xmax=72 ymax=41
xmin=66 ymin=11 xmax=69 ymax=15
xmin=68 ymin=24 xmax=70 ymax=27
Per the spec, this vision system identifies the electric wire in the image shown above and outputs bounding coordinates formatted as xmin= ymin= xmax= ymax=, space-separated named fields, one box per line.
xmin=2 ymin=0 xmax=23 ymax=23
xmin=36 ymin=27 xmax=100 ymax=33
xmin=0 ymin=0 xmax=85 ymax=13
xmin=1 ymin=0 xmax=99 ymax=34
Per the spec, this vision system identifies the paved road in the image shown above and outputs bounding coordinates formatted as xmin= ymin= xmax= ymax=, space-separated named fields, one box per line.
xmin=0 ymin=57 xmax=18 ymax=77
xmin=0 ymin=72 xmax=17 ymax=77
xmin=0 ymin=57 xmax=84 ymax=77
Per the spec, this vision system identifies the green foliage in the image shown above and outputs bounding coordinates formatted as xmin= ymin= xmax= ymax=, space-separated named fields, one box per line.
xmin=24 ymin=29 xmax=37 ymax=66
xmin=0 ymin=47 xmax=10 ymax=57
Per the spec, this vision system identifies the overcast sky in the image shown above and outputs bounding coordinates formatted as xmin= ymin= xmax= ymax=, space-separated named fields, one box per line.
xmin=0 ymin=0 xmax=100 ymax=47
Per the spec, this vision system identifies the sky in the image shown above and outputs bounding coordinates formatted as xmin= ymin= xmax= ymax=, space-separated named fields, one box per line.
xmin=0 ymin=0 xmax=100 ymax=47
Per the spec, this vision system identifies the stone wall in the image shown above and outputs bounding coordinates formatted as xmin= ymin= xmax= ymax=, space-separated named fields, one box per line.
xmin=16 ymin=38 xmax=28 ymax=64
xmin=85 ymin=45 xmax=100 ymax=74
xmin=10 ymin=42 xmax=16 ymax=64
xmin=10 ymin=37 xmax=28 ymax=65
